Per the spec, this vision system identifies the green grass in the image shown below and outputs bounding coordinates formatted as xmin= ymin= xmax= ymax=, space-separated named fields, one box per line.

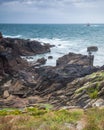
xmin=87 ymin=88 xmax=98 ymax=99
xmin=0 ymin=109 xmax=22 ymax=116
xmin=75 ymin=71 xmax=104 ymax=99
xmin=84 ymin=108 xmax=104 ymax=130
xmin=0 ymin=107 xmax=104 ymax=130
xmin=0 ymin=107 xmax=83 ymax=130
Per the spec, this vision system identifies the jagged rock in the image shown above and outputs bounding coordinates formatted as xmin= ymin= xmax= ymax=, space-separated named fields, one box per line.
xmin=0 ymin=35 xmax=52 ymax=77
xmin=3 ymin=90 xmax=10 ymax=99
xmin=37 ymin=57 xmax=47 ymax=65
xmin=48 ymin=56 xmax=53 ymax=59
xmin=0 ymin=40 xmax=28 ymax=77
xmin=87 ymin=46 xmax=98 ymax=53
xmin=92 ymin=99 xmax=104 ymax=107
xmin=56 ymin=52 xmax=94 ymax=66
xmin=0 ymin=32 xmax=3 ymax=39
xmin=0 ymin=35 xmax=103 ymax=109
xmin=47 ymin=70 xmax=104 ymax=108
xmin=8 ymin=80 xmax=32 ymax=98
xmin=0 ymin=37 xmax=51 ymax=56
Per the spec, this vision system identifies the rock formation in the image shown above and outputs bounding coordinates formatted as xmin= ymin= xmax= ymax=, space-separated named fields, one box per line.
xmin=0 ymin=34 xmax=104 ymax=109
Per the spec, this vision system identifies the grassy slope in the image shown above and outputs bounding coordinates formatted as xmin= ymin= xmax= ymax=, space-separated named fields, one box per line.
xmin=0 ymin=106 xmax=104 ymax=130
xmin=75 ymin=70 xmax=104 ymax=99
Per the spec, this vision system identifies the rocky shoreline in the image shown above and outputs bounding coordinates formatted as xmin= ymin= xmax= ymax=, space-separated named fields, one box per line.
xmin=0 ymin=32 xmax=104 ymax=109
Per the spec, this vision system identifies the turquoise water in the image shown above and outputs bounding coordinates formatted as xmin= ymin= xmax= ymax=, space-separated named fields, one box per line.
xmin=0 ymin=24 xmax=104 ymax=66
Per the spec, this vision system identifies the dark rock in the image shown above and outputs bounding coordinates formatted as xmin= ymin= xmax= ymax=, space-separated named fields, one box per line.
xmin=56 ymin=52 xmax=93 ymax=66
xmin=37 ymin=57 xmax=47 ymax=65
xmin=0 ymin=35 xmax=53 ymax=77
xmin=0 ymin=35 xmax=102 ymax=109
xmin=48 ymin=56 xmax=53 ymax=59
xmin=87 ymin=46 xmax=98 ymax=53
xmin=26 ymin=56 xmax=33 ymax=59
xmin=0 ymin=37 xmax=52 ymax=56
xmin=0 ymin=32 xmax=3 ymax=39
xmin=44 ymin=43 xmax=55 ymax=48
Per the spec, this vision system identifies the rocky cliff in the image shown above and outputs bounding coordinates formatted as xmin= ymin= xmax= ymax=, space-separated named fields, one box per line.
xmin=0 ymin=33 xmax=104 ymax=109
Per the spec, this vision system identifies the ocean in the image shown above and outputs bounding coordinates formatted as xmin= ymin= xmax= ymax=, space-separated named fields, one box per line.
xmin=0 ymin=24 xmax=104 ymax=66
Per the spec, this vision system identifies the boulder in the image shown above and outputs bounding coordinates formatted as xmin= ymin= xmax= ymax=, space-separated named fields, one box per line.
xmin=37 ymin=57 xmax=47 ymax=65
xmin=87 ymin=46 xmax=98 ymax=53
xmin=0 ymin=37 xmax=52 ymax=56
xmin=3 ymin=90 xmax=10 ymax=99
xmin=92 ymin=99 xmax=104 ymax=107
xmin=56 ymin=52 xmax=94 ymax=66
xmin=48 ymin=56 xmax=53 ymax=59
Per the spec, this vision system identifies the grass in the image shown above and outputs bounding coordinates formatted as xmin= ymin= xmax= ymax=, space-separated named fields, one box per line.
xmin=84 ymin=107 xmax=104 ymax=130
xmin=0 ymin=106 xmax=104 ymax=130
xmin=75 ymin=71 xmax=104 ymax=99
xmin=0 ymin=106 xmax=83 ymax=130
xmin=87 ymin=88 xmax=98 ymax=99
xmin=75 ymin=82 xmax=99 ymax=99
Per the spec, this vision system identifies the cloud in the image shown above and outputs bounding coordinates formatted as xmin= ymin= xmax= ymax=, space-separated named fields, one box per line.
xmin=0 ymin=0 xmax=104 ymax=23
xmin=0 ymin=0 xmax=101 ymax=10
xmin=0 ymin=0 xmax=101 ymax=5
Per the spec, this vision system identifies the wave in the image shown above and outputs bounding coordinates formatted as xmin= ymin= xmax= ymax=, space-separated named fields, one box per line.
xmin=2 ymin=35 xmax=103 ymax=67
xmin=29 ymin=37 xmax=104 ymax=67
xmin=91 ymin=25 xmax=100 ymax=27
xmin=30 ymin=37 xmax=72 ymax=47
xmin=3 ymin=34 xmax=22 ymax=38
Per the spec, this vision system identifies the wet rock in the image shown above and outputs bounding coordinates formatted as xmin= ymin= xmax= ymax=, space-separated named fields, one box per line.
xmin=87 ymin=46 xmax=98 ymax=53
xmin=0 ymin=40 xmax=28 ymax=77
xmin=37 ymin=57 xmax=47 ymax=65
xmin=0 ymin=35 xmax=102 ymax=108
xmin=56 ymin=52 xmax=93 ymax=66
xmin=0 ymin=37 xmax=51 ymax=56
xmin=48 ymin=56 xmax=53 ymax=59
xmin=0 ymin=32 xmax=3 ymax=39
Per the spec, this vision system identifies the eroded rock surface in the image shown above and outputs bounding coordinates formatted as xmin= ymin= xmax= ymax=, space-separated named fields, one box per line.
xmin=0 ymin=34 xmax=103 ymax=108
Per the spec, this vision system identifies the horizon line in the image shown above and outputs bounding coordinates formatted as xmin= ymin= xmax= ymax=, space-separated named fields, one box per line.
xmin=0 ymin=23 xmax=104 ymax=24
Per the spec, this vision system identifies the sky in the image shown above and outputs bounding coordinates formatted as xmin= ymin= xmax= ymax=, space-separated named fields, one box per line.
xmin=0 ymin=0 xmax=104 ymax=23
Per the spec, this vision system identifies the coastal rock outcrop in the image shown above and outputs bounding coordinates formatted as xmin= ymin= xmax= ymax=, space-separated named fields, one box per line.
xmin=0 ymin=33 xmax=53 ymax=77
xmin=0 ymin=32 xmax=3 ymax=39
xmin=56 ymin=52 xmax=94 ymax=66
xmin=0 ymin=35 xmax=103 ymax=109
xmin=0 ymin=49 xmax=100 ymax=108
xmin=37 ymin=57 xmax=47 ymax=65
xmin=48 ymin=70 xmax=104 ymax=108
xmin=0 ymin=42 xmax=27 ymax=76
xmin=0 ymin=38 xmax=51 ymax=56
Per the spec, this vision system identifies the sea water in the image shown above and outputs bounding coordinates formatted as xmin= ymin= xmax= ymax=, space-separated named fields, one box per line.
xmin=0 ymin=24 xmax=104 ymax=66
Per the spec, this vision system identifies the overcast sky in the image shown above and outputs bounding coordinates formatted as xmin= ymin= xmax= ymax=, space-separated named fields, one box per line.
xmin=0 ymin=0 xmax=104 ymax=23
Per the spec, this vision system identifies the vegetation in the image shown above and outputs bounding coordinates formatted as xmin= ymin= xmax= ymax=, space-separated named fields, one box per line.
xmin=75 ymin=71 xmax=104 ymax=99
xmin=84 ymin=107 xmax=104 ymax=130
xmin=0 ymin=106 xmax=104 ymax=130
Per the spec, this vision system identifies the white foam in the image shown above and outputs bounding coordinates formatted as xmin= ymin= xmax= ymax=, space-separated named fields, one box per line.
xmin=91 ymin=24 xmax=100 ymax=27
xmin=11 ymin=37 xmax=104 ymax=67
xmin=3 ymin=34 xmax=22 ymax=38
